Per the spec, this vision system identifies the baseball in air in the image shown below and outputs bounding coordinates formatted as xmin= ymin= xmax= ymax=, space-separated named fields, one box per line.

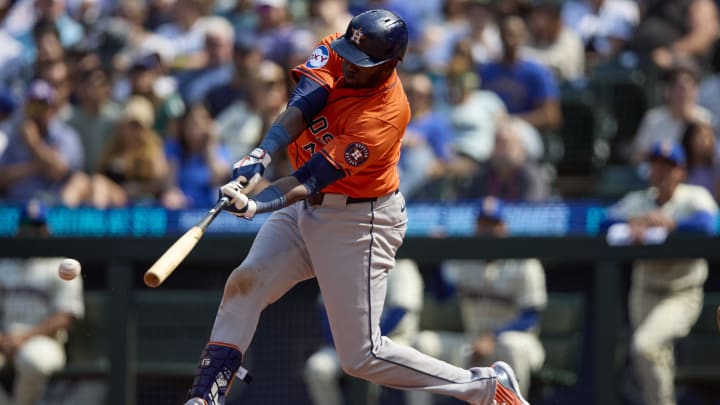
xmin=58 ymin=258 xmax=81 ymax=281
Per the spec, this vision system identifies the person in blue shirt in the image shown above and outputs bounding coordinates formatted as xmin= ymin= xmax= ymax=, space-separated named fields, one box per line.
xmin=162 ymin=104 xmax=230 ymax=209
xmin=398 ymin=70 xmax=457 ymax=200
xmin=0 ymin=79 xmax=83 ymax=202
xmin=478 ymin=15 xmax=562 ymax=132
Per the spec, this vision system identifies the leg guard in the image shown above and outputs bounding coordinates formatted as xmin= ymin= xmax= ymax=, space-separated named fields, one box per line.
xmin=187 ymin=343 xmax=252 ymax=404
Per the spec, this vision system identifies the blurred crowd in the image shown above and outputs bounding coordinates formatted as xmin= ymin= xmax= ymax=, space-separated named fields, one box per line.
xmin=1 ymin=0 xmax=720 ymax=209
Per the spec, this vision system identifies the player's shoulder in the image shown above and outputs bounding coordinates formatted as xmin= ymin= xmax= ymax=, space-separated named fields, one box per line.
xmin=676 ymin=184 xmax=719 ymax=209
xmin=303 ymin=33 xmax=341 ymax=68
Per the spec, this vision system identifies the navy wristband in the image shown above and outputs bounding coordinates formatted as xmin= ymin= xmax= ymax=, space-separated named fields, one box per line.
xmin=252 ymin=185 xmax=287 ymax=214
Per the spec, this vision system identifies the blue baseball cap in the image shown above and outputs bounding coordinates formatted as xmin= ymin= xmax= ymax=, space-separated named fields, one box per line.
xmin=476 ymin=196 xmax=504 ymax=222
xmin=648 ymin=140 xmax=686 ymax=166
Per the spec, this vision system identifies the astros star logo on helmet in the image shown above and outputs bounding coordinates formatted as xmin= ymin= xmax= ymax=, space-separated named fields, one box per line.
xmin=350 ymin=28 xmax=364 ymax=46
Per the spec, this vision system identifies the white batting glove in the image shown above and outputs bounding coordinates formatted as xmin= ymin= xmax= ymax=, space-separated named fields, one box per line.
xmin=220 ymin=181 xmax=257 ymax=219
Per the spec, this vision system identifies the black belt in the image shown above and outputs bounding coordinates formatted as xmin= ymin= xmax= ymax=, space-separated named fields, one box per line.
xmin=306 ymin=193 xmax=377 ymax=206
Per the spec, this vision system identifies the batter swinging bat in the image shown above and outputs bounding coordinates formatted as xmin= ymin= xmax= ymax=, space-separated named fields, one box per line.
xmin=144 ymin=197 xmax=229 ymax=288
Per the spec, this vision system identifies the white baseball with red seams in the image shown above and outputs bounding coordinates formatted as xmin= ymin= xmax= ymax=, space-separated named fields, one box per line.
xmin=58 ymin=258 xmax=81 ymax=281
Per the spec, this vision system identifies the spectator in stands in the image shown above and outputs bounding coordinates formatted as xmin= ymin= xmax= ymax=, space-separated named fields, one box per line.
xmin=631 ymin=61 xmax=713 ymax=163
xmin=418 ymin=0 xmax=470 ymax=74
xmin=681 ymin=120 xmax=720 ymax=199
xmin=218 ymin=0 xmax=258 ymax=41
xmin=602 ymin=140 xmax=717 ymax=405
xmin=247 ymin=59 xmax=292 ymax=180
xmin=155 ymin=0 xmax=214 ymax=65
xmin=458 ymin=118 xmax=551 ymax=201
xmin=124 ymin=52 xmax=186 ymax=138
xmin=253 ymin=0 xmax=315 ymax=70
xmin=62 ymin=96 xmax=168 ymax=208
xmin=0 ymin=1 xmax=24 ymax=88
xmin=66 ymin=67 xmax=121 ymax=174
xmin=162 ymin=104 xmax=231 ymax=209
xmin=462 ymin=0 xmax=502 ymax=66
xmin=630 ymin=0 xmax=719 ymax=69
xmin=36 ymin=59 xmax=71 ymax=121
xmin=409 ymin=196 xmax=546 ymax=404
xmin=204 ymin=39 xmax=263 ymax=118
xmin=479 ymin=15 xmax=562 ymax=131
xmin=398 ymin=70 xmax=457 ymax=200
xmin=524 ymin=0 xmax=585 ymax=82
xmin=101 ymin=0 xmax=175 ymax=74
xmin=31 ymin=19 xmax=66 ymax=81
xmin=448 ymin=68 xmax=506 ymax=167
xmin=304 ymin=259 xmax=424 ymax=405
xmin=13 ymin=0 xmax=84 ymax=65
xmin=561 ymin=0 xmax=640 ymax=70
xmin=0 ymin=79 xmax=83 ymax=202
xmin=176 ymin=16 xmax=235 ymax=104
xmin=305 ymin=0 xmax=353 ymax=40
xmin=0 ymin=199 xmax=85 ymax=405
xmin=698 ymin=41 xmax=720 ymax=136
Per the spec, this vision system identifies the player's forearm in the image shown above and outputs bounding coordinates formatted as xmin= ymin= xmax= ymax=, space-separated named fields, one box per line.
xmin=0 ymin=162 xmax=40 ymax=189
xmin=26 ymin=141 xmax=69 ymax=180
xmin=23 ymin=312 xmax=73 ymax=339
xmin=251 ymin=176 xmax=309 ymax=214
xmin=514 ymin=101 xmax=561 ymax=130
xmin=672 ymin=0 xmax=718 ymax=55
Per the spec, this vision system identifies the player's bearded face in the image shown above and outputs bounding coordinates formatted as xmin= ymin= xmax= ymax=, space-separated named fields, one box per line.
xmin=342 ymin=59 xmax=396 ymax=88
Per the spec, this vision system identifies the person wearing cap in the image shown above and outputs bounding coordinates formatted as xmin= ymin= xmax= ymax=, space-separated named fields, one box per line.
xmin=409 ymin=196 xmax=547 ymax=404
xmin=0 ymin=198 xmax=85 ymax=405
xmin=0 ymin=79 xmax=83 ymax=202
xmin=186 ymin=9 xmax=530 ymax=405
xmin=602 ymin=140 xmax=718 ymax=405
xmin=61 ymin=96 xmax=169 ymax=208
xmin=631 ymin=59 xmax=714 ymax=164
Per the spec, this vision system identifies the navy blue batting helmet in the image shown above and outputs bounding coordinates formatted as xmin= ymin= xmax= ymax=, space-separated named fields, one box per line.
xmin=330 ymin=9 xmax=408 ymax=67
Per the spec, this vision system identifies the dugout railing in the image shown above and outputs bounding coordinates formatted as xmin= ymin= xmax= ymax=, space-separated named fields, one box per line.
xmin=1 ymin=235 xmax=720 ymax=405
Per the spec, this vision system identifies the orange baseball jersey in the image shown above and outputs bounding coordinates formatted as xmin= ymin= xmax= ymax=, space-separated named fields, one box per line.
xmin=289 ymin=33 xmax=411 ymax=198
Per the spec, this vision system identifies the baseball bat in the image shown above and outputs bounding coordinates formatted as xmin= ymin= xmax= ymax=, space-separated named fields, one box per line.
xmin=144 ymin=197 xmax=229 ymax=288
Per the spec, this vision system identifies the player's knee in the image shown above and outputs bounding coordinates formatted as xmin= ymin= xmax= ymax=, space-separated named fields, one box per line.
xmin=413 ymin=330 xmax=442 ymax=358
xmin=14 ymin=351 xmax=48 ymax=377
xmin=224 ymin=265 xmax=259 ymax=298
xmin=305 ymin=350 xmax=341 ymax=382
xmin=630 ymin=333 xmax=659 ymax=361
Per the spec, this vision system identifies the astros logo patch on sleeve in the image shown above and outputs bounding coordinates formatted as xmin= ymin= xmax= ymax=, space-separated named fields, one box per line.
xmin=306 ymin=45 xmax=330 ymax=69
xmin=344 ymin=143 xmax=370 ymax=167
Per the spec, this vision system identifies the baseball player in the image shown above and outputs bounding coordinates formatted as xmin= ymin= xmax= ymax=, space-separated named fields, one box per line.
xmin=185 ymin=9 xmax=529 ymax=405
xmin=0 ymin=200 xmax=85 ymax=405
xmin=409 ymin=197 xmax=546 ymax=405
xmin=603 ymin=140 xmax=718 ymax=405
xmin=303 ymin=258 xmax=424 ymax=405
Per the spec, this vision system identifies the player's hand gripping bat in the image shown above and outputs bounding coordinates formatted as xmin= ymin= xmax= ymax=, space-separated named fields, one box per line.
xmin=143 ymin=197 xmax=229 ymax=287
